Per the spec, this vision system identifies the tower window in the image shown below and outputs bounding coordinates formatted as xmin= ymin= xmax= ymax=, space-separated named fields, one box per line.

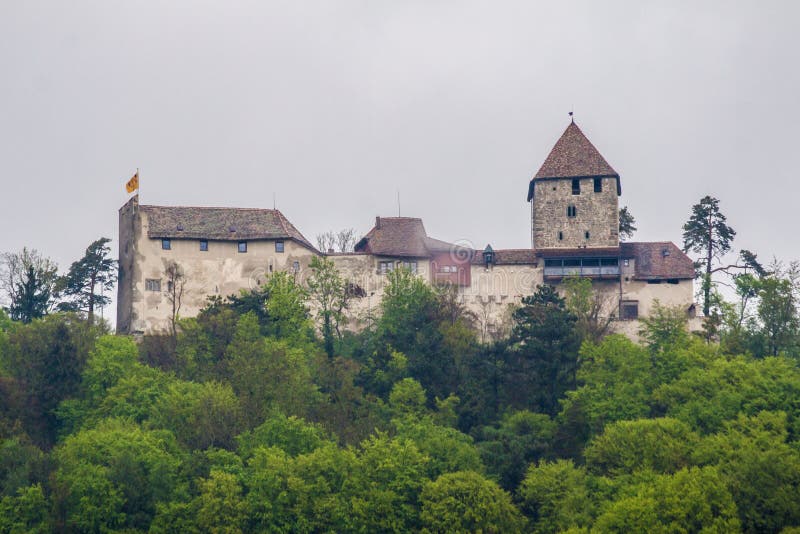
xmin=585 ymin=231 xmax=590 ymax=239
xmin=567 ymin=205 xmax=577 ymax=217
xmin=238 ymin=241 xmax=248 ymax=253
xmin=161 ymin=239 xmax=171 ymax=250
xmin=558 ymin=231 xmax=564 ymax=241
xmin=594 ymin=177 xmax=602 ymax=192
xmin=572 ymin=179 xmax=580 ymax=195
xmin=199 ymin=240 xmax=208 ymax=251
xmin=275 ymin=241 xmax=285 ymax=253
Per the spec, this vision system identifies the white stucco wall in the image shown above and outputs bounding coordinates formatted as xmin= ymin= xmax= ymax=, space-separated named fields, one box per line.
xmin=126 ymin=209 xmax=319 ymax=333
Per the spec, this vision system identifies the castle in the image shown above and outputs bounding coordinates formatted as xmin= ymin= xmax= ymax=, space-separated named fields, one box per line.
xmin=117 ymin=121 xmax=698 ymax=338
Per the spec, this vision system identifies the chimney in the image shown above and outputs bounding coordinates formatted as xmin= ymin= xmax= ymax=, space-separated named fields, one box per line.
xmin=375 ymin=216 xmax=381 ymax=229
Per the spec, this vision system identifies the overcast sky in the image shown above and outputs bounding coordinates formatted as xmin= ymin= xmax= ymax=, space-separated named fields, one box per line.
xmin=1 ymin=1 xmax=798 ymax=317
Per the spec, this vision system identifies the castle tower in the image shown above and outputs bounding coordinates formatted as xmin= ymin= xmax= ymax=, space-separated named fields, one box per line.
xmin=527 ymin=121 xmax=621 ymax=249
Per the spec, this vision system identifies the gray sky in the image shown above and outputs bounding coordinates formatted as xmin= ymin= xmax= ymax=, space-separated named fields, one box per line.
xmin=1 ymin=1 xmax=798 ymax=316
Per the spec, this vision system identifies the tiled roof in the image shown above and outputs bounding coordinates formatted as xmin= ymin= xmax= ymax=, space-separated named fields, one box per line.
xmin=528 ymin=122 xmax=621 ymax=200
xmin=354 ymin=217 xmax=468 ymax=258
xmin=142 ymin=205 xmax=316 ymax=250
xmin=621 ymin=241 xmax=695 ymax=280
xmin=471 ymin=249 xmax=538 ymax=265
xmin=534 ymin=122 xmax=618 ymax=179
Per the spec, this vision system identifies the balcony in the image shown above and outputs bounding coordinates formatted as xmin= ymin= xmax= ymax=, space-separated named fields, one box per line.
xmin=543 ymin=257 xmax=620 ymax=279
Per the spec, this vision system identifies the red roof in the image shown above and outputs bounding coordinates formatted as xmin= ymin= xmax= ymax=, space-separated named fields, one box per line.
xmin=528 ymin=122 xmax=621 ymax=200
xmin=534 ymin=122 xmax=618 ymax=179
xmin=354 ymin=217 xmax=469 ymax=259
xmin=621 ymin=242 xmax=695 ymax=280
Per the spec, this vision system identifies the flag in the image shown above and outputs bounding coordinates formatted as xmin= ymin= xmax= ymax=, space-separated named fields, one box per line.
xmin=125 ymin=171 xmax=139 ymax=193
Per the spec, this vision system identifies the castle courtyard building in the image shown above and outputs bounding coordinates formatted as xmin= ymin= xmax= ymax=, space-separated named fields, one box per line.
xmin=117 ymin=121 xmax=698 ymax=337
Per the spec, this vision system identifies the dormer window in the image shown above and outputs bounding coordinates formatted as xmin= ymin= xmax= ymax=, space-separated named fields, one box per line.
xmin=572 ymin=179 xmax=580 ymax=195
xmin=483 ymin=244 xmax=495 ymax=268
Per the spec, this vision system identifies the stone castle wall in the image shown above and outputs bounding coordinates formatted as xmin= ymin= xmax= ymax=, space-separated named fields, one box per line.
xmin=531 ymin=176 xmax=619 ymax=248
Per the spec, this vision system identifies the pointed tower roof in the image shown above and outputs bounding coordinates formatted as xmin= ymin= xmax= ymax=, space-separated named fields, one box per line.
xmin=527 ymin=121 xmax=620 ymax=200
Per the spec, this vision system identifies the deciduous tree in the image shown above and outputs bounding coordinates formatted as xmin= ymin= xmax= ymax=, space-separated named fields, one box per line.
xmin=0 ymin=248 xmax=59 ymax=323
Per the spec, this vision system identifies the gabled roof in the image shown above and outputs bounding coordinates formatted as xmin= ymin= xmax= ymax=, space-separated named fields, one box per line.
xmin=528 ymin=121 xmax=621 ymax=200
xmin=142 ymin=205 xmax=316 ymax=250
xmin=354 ymin=217 xmax=468 ymax=259
xmin=620 ymin=241 xmax=695 ymax=280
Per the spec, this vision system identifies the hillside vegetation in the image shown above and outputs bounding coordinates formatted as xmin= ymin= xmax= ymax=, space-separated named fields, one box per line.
xmin=1 ymin=267 xmax=800 ymax=533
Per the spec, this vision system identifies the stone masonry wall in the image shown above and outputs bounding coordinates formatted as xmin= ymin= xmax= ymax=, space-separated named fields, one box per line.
xmin=531 ymin=176 xmax=619 ymax=248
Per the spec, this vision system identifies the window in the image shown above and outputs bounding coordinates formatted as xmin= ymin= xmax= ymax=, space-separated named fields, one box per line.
xmin=558 ymin=231 xmax=564 ymax=241
xmin=585 ymin=231 xmax=590 ymax=239
xmin=378 ymin=261 xmax=394 ymax=274
xmin=572 ymin=179 xmax=580 ymax=195
xmin=292 ymin=261 xmax=300 ymax=273
xmin=275 ymin=241 xmax=285 ymax=253
xmin=161 ymin=239 xmax=171 ymax=250
xmin=594 ymin=177 xmax=602 ymax=192
xmin=238 ymin=241 xmax=247 ymax=253
xmin=402 ymin=261 xmax=418 ymax=274
xmin=199 ymin=240 xmax=208 ymax=251
xmin=167 ymin=280 xmax=173 ymax=292
xmin=567 ymin=205 xmax=577 ymax=217
xmin=145 ymin=279 xmax=161 ymax=292
xmin=620 ymin=301 xmax=639 ymax=320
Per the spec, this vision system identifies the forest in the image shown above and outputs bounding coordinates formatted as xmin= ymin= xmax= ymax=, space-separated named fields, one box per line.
xmin=1 ymin=197 xmax=800 ymax=533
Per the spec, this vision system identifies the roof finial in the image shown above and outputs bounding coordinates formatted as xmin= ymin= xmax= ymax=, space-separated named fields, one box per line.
xmin=569 ymin=108 xmax=574 ymax=123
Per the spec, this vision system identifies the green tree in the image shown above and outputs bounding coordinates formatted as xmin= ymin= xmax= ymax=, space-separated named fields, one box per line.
xmin=52 ymin=418 xmax=184 ymax=532
xmin=618 ymin=206 xmax=637 ymax=241
xmin=559 ymin=335 xmax=653 ymax=438
xmin=226 ymin=313 xmax=320 ymax=425
xmin=1 ymin=313 xmax=99 ymax=447
xmin=419 ymin=471 xmax=525 ymax=534
xmin=563 ymin=276 xmax=614 ymax=342
xmin=593 ymin=466 xmax=740 ymax=533
xmin=584 ymin=418 xmax=699 ymax=476
xmin=637 ymin=300 xmax=690 ymax=354
xmin=0 ymin=248 xmax=59 ymax=323
xmin=476 ymin=410 xmax=555 ymax=491
xmin=682 ymin=195 xmax=736 ymax=316
xmin=236 ymin=413 xmax=331 ymax=459
xmin=508 ymin=285 xmax=581 ymax=415
xmin=692 ymin=411 xmax=800 ymax=533
xmin=652 ymin=356 xmax=800 ymax=435
xmin=306 ymin=256 xmax=348 ymax=357
xmin=150 ymin=380 xmax=243 ymax=450
xmin=757 ymin=273 xmax=799 ymax=356
xmin=518 ymin=459 xmax=594 ymax=534
xmin=58 ymin=237 xmax=117 ymax=325
xmin=262 ymin=271 xmax=313 ymax=343
xmin=0 ymin=484 xmax=51 ymax=534
xmin=194 ymin=469 xmax=246 ymax=534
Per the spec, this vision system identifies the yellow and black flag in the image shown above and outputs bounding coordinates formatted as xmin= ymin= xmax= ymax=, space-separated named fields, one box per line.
xmin=125 ymin=171 xmax=139 ymax=194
